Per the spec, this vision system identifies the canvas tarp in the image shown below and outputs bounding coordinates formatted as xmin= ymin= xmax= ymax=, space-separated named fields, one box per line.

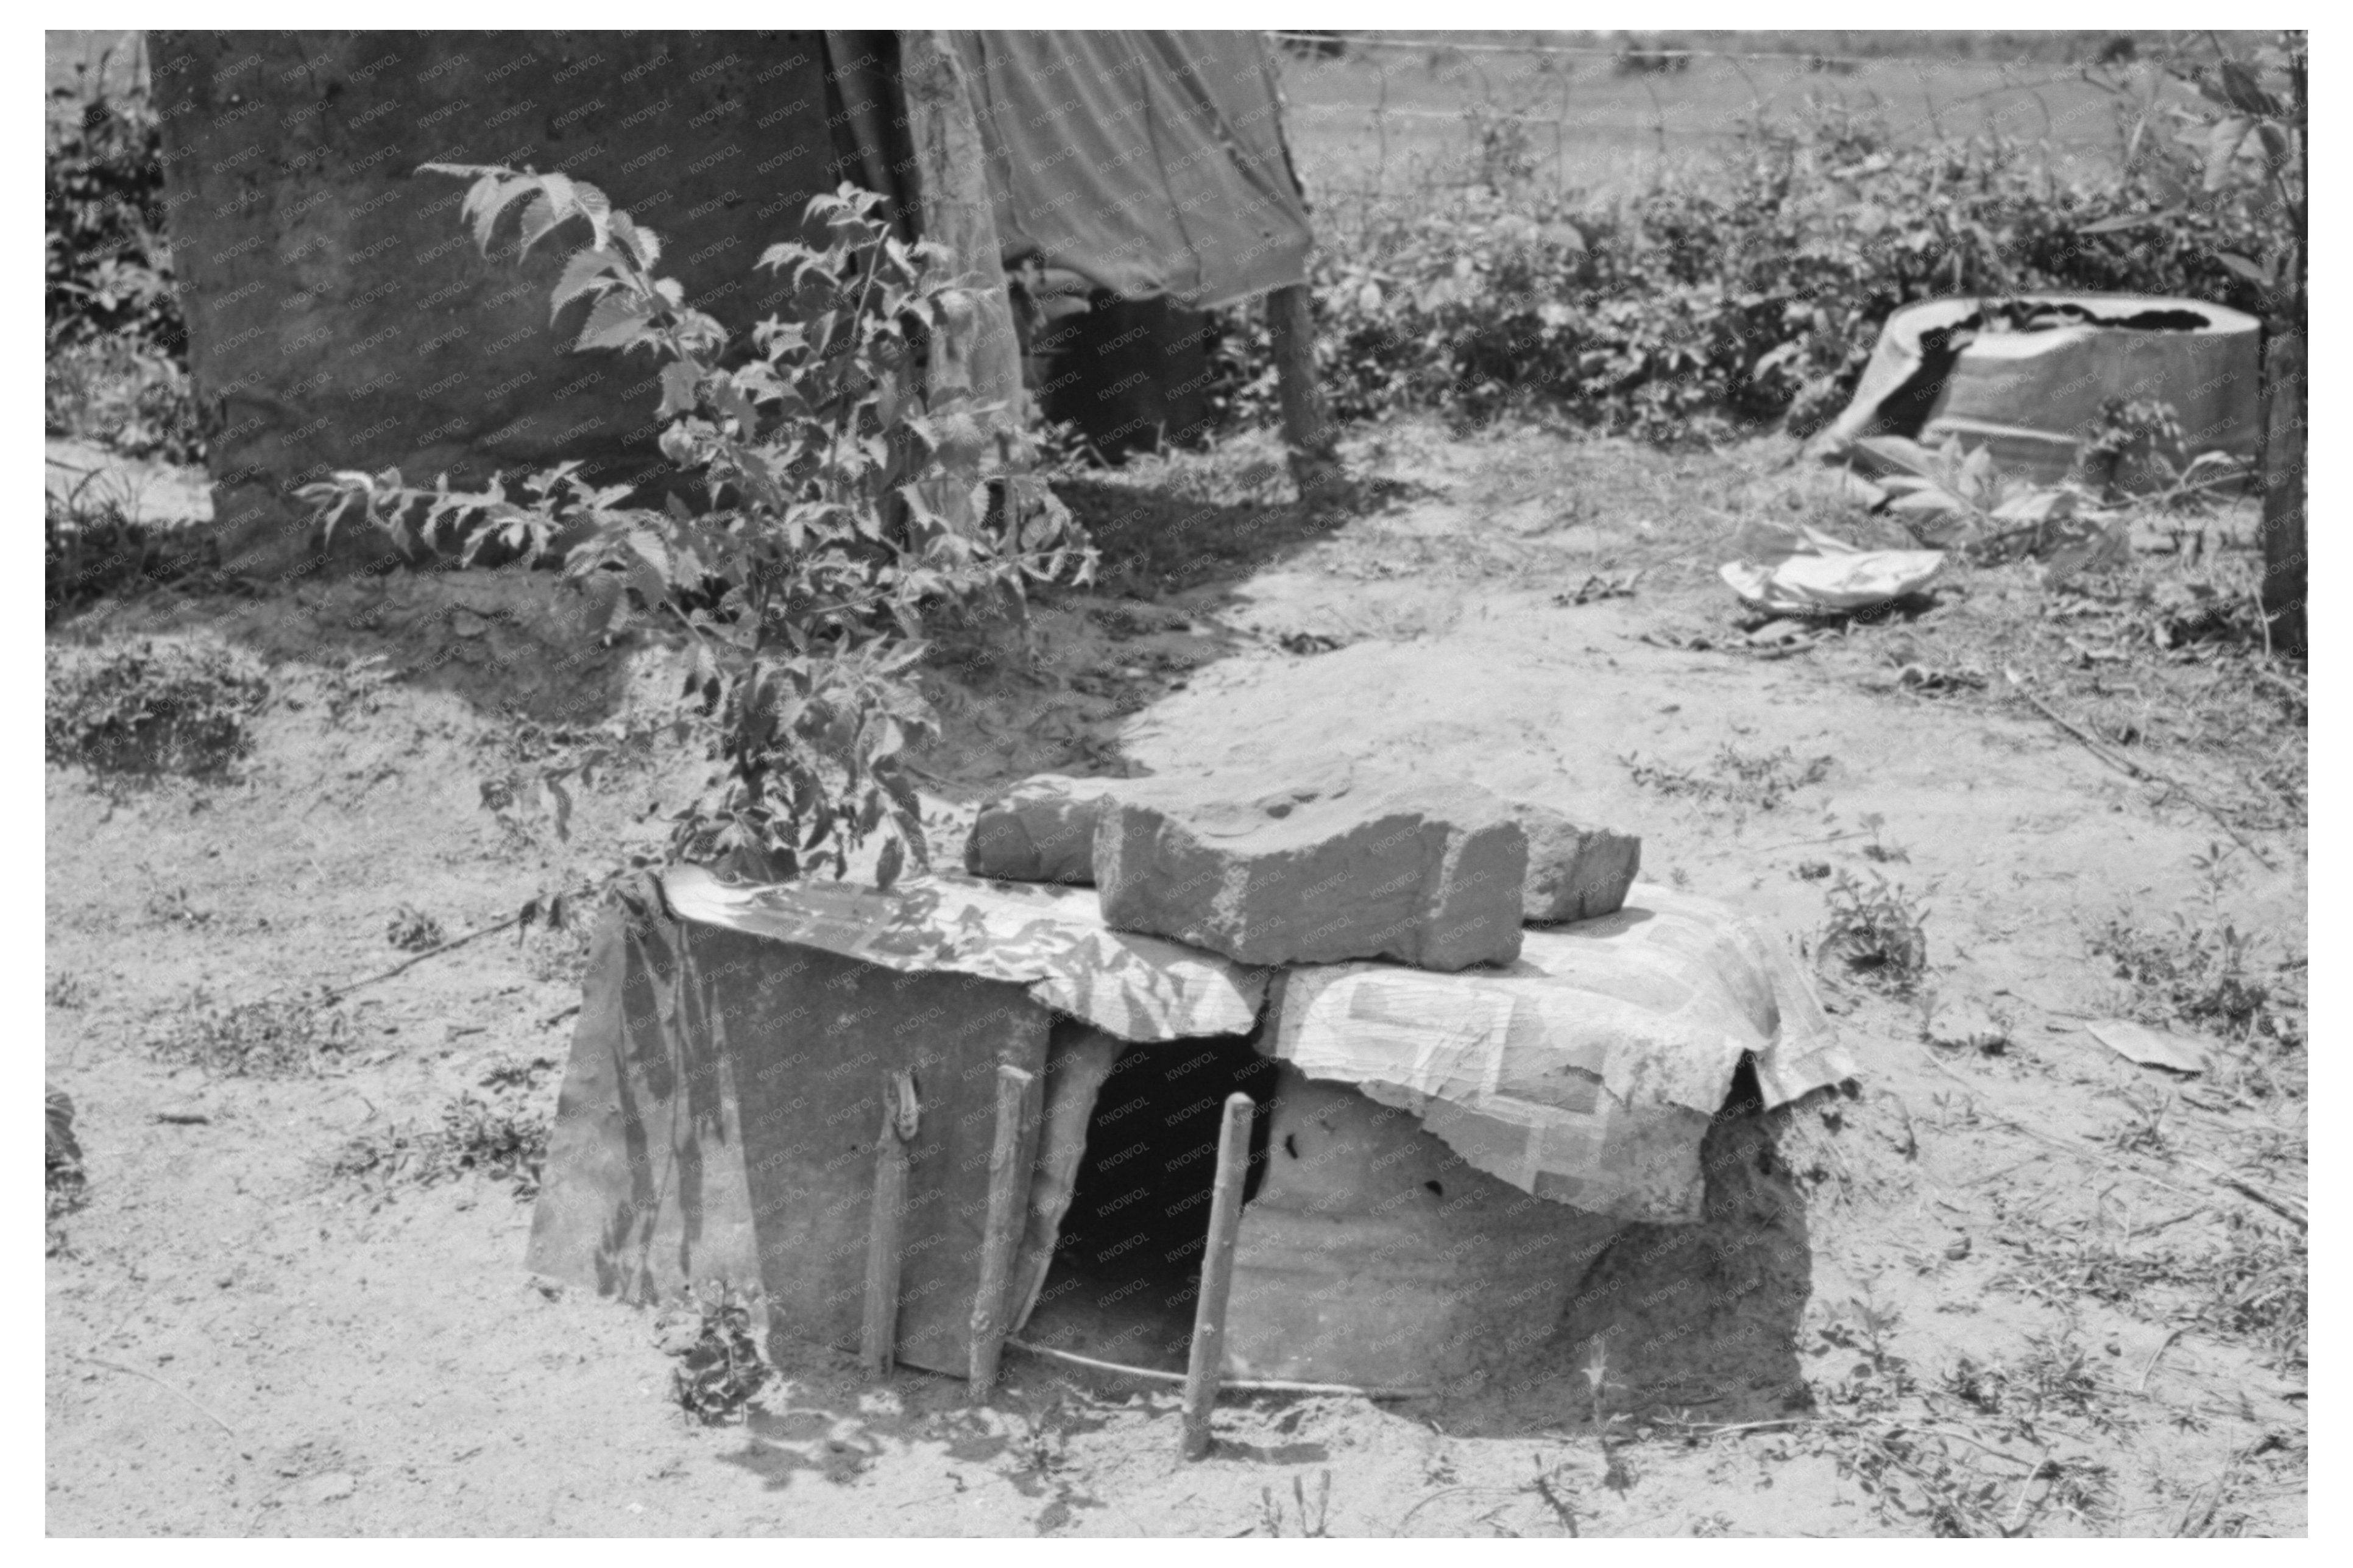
xmin=955 ymin=30 xmax=1315 ymax=309
xmin=1267 ymin=884 xmax=1856 ymax=1223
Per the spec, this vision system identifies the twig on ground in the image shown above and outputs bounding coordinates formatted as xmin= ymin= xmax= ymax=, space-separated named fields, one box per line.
xmin=2002 ymin=669 xmax=2273 ymax=869
xmin=318 ymin=912 xmax=531 ymax=1003
xmin=71 ymin=1352 xmax=246 ymax=1451
xmin=2137 ymin=1327 xmax=2187 ymax=1394
xmin=2178 ymin=1158 xmax=2306 ymax=1228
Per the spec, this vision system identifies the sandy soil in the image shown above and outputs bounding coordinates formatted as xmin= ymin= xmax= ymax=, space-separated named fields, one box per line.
xmin=44 ymin=421 xmax=2306 ymax=1536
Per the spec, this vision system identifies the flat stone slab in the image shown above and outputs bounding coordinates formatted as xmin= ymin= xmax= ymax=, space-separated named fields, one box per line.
xmin=1511 ymin=803 xmax=1641 ymax=922
xmin=1093 ymin=769 xmax=1527 ymax=970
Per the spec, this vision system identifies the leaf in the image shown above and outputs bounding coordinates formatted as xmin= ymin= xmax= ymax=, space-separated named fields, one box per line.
xmin=576 ymin=291 xmax=654 ymax=353
xmin=545 ymin=774 xmax=575 ymax=841
xmin=2216 ymin=58 xmax=2281 ymax=119
xmin=462 ymin=172 xmax=540 ymax=256
xmin=875 ymin=835 xmax=905 ymax=892
xmin=2214 ymin=252 xmax=2275 ymax=290
xmin=517 ymin=192 xmax=561 ymax=259
xmin=2204 ymin=118 xmax=2254 ymax=192
xmin=657 ymin=361 xmax=702 ymax=419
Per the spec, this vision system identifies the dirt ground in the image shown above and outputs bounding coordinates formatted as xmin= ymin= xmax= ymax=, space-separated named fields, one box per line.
xmin=44 ymin=419 xmax=2307 ymax=1537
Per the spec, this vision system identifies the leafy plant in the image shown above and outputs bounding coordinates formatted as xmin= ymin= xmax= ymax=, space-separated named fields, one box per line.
xmin=1820 ymin=870 xmax=1931 ymax=989
xmin=152 ymin=994 xmax=352 ymax=1078
xmin=332 ymin=1090 xmax=553 ymax=1201
xmin=384 ymin=905 xmax=446 ymax=953
xmin=46 ymin=61 xmax=200 ymax=461
xmin=659 ymin=1284 xmax=775 ymax=1424
xmin=46 ymin=636 xmax=269 ymax=777
xmin=2089 ymin=911 xmax=2297 ymax=1047
xmin=1195 ymin=94 xmax=2291 ymax=450
xmin=305 ymin=169 xmax=1094 ymax=886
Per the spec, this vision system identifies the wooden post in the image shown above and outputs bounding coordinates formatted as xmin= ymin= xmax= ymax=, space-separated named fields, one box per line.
xmin=899 ymin=32 xmax=1027 ymax=454
xmin=967 ymin=1062 xmax=1035 ymax=1400
xmin=860 ymin=1072 xmax=919 ymax=1377
xmin=1180 ymin=1092 xmax=1256 ymax=1461
xmin=1265 ymin=282 xmax=1343 ymax=501
xmin=2259 ymin=328 xmax=2306 ymax=656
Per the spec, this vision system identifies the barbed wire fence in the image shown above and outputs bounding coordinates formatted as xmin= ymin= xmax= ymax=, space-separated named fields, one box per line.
xmin=1266 ymin=30 xmax=2150 ymax=235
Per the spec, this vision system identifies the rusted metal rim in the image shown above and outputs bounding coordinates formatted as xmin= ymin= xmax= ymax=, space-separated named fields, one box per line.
xmin=1005 ymin=1337 xmax=1431 ymax=1400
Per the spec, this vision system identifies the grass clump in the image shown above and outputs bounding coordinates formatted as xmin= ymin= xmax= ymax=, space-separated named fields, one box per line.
xmin=46 ymin=636 xmax=267 ymax=777
xmin=1624 ymin=743 xmax=1832 ymax=813
xmin=152 ymin=994 xmax=350 ymax=1078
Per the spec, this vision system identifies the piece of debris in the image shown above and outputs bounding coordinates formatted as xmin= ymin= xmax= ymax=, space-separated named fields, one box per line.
xmin=1278 ymin=631 xmax=1345 ymax=655
xmin=302 ymin=1472 xmax=358 ymax=1505
xmin=1554 ymin=570 xmax=1641 ymax=607
xmin=1809 ymin=292 xmax=2262 ymax=486
xmin=1924 ymin=999 xmax=2009 ymax=1053
xmin=1718 ymin=518 xmax=1944 ymax=618
xmin=2086 ymin=1017 xmax=2210 ymax=1075
xmin=1094 ymin=766 xmax=1527 ymax=970
xmin=1510 ymin=803 xmax=1641 ymax=923
xmin=1866 ymin=662 xmax=1988 ymax=695
xmin=1794 ymin=860 xmax=1832 ymax=881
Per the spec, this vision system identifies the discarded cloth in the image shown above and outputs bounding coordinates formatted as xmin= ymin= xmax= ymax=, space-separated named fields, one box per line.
xmin=1719 ymin=517 xmax=1944 ymax=616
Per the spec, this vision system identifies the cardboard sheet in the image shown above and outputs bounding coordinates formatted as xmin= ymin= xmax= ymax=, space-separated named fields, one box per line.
xmin=1267 ymin=884 xmax=1856 ymax=1223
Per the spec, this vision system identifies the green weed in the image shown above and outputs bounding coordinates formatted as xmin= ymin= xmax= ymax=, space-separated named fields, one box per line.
xmin=659 ymin=1284 xmax=774 ymax=1425
xmin=330 ymin=1089 xmax=551 ymax=1201
xmin=1819 ymin=871 xmax=1931 ymax=990
xmin=384 ymin=905 xmax=445 ymax=953
xmin=152 ymin=994 xmax=350 ymax=1078
xmin=46 ymin=636 xmax=268 ymax=778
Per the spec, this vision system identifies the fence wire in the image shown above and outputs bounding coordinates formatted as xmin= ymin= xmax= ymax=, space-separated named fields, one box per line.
xmin=1267 ymin=30 xmax=2146 ymax=222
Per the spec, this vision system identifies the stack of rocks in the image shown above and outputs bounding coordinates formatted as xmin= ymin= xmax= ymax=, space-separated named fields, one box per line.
xmin=962 ymin=763 xmax=1641 ymax=970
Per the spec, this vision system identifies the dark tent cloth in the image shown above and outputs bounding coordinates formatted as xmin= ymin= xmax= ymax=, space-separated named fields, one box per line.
xmin=955 ymin=31 xmax=1315 ymax=309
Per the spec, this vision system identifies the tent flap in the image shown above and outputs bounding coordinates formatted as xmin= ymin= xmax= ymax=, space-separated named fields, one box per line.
xmin=954 ymin=30 xmax=1314 ymax=309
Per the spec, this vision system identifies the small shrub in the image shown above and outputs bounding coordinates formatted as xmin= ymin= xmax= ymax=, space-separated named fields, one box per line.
xmin=659 ymin=1285 xmax=774 ymax=1424
xmin=47 ymin=67 xmax=201 ymax=462
xmin=152 ymin=994 xmax=350 ymax=1078
xmin=46 ymin=485 xmax=218 ymax=621
xmin=384 ymin=905 xmax=446 ymax=953
xmin=46 ymin=973 xmax=91 ymax=1010
xmin=330 ymin=1091 xmax=552 ymax=1200
xmin=46 ymin=1086 xmax=88 ymax=1246
xmin=305 ymin=171 xmax=1094 ymax=886
xmin=1820 ymin=870 xmax=1931 ymax=989
xmin=46 ymin=637 xmax=268 ymax=777
xmin=2089 ymin=913 xmax=2299 ymax=1048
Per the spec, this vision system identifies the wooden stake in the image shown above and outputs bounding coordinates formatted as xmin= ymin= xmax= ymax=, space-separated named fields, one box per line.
xmin=860 ymin=1071 xmax=919 ymax=1377
xmin=1180 ymin=1092 xmax=1256 ymax=1461
xmin=1265 ymin=283 xmax=1344 ymax=501
xmin=967 ymin=1062 xmax=1035 ymax=1400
